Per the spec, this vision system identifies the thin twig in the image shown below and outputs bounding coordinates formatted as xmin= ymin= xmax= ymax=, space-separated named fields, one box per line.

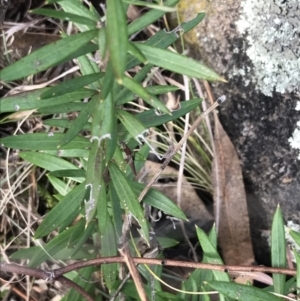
xmin=2 ymin=258 xmax=295 ymax=278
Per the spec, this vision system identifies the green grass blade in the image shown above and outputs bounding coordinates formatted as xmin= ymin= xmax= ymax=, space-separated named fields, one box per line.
xmin=29 ymin=219 xmax=85 ymax=267
xmin=19 ymin=151 xmax=79 ymax=171
xmin=101 ymin=215 xmax=118 ymax=291
xmin=35 ymin=182 xmax=86 ymax=238
xmin=59 ymin=95 xmax=99 ymax=147
xmin=0 ymin=88 xmax=95 ymax=113
xmin=196 ymin=226 xmax=230 ymax=282
xmin=0 ymin=133 xmax=89 ymax=150
xmin=1 ymin=29 xmax=98 ymax=82
xmin=293 ymin=249 xmax=300 ymax=298
xmin=116 ymin=109 xmax=146 ymax=140
xmin=109 ymin=163 xmax=149 ymax=244
xmin=130 ymin=181 xmax=187 ymax=220
xmin=135 ymin=43 xmax=225 ymax=82
xmin=40 ymin=73 xmax=103 ymax=99
xmin=206 ymin=281 xmax=282 ymax=301
xmin=32 ymin=8 xmax=97 ymax=26
xmin=122 ymin=75 xmax=170 ymax=114
xmin=123 ymin=0 xmax=176 ymax=12
xmin=289 ymin=229 xmax=300 ymax=247
xmin=106 ymin=0 xmax=128 ymax=82
xmin=128 ymin=0 xmax=179 ymax=35
xmin=271 ymin=205 xmax=286 ymax=294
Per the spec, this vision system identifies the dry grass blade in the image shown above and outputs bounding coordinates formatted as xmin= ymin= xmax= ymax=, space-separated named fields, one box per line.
xmin=211 ymin=95 xmax=255 ymax=267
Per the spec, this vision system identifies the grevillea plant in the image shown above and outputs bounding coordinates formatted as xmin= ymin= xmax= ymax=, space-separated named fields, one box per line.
xmin=0 ymin=1 xmax=299 ymax=301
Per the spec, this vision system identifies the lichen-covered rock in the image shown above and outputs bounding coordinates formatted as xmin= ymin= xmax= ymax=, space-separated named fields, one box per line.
xmin=175 ymin=0 xmax=300 ymax=264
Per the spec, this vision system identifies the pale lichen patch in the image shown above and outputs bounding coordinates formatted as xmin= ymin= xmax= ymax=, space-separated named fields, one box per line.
xmin=235 ymin=0 xmax=300 ymax=96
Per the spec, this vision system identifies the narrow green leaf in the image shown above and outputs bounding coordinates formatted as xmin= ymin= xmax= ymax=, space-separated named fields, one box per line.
xmin=35 ymin=182 xmax=86 ymax=238
xmin=0 ymin=88 xmax=95 ymax=113
xmin=44 ymin=149 xmax=89 ymax=158
xmin=48 ymin=169 xmax=86 ymax=179
xmin=70 ymin=221 xmax=96 ymax=257
xmin=48 ymin=175 xmax=72 ymax=196
xmin=130 ymin=181 xmax=187 ymax=220
xmin=128 ymin=0 xmax=179 ymax=35
xmin=196 ymin=226 xmax=230 ymax=282
xmin=123 ymin=0 xmax=176 ymax=12
xmin=107 ymin=0 xmax=128 ymax=81
xmin=1 ymin=29 xmax=98 ymax=82
xmin=43 ymin=119 xmax=90 ymax=130
xmin=116 ymin=109 xmax=146 ymax=141
xmin=40 ymin=73 xmax=103 ymax=99
xmin=101 ymin=215 xmax=118 ymax=291
xmin=206 ymin=281 xmax=282 ymax=301
xmin=293 ymin=249 xmax=300 ymax=298
xmin=135 ymin=43 xmax=225 ymax=82
xmin=91 ymin=93 xmax=117 ymax=163
xmin=98 ymin=27 xmax=107 ymax=61
xmin=116 ymin=85 xmax=178 ymax=105
xmin=38 ymin=102 xmax=86 ymax=114
xmin=126 ymin=12 xmax=205 ymax=71
xmin=109 ymin=163 xmax=149 ymax=244
xmin=109 ymin=183 xmax=123 ymax=239
xmin=137 ymin=98 xmax=202 ymax=127
xmin=128 ymin=41 xmax=147 ymax=63
xmin=289 ymin=229 xmax=300 ymax=247
xmin=122 ymin=75 xmax=170 ymax=114
xmin=85 ymin=140 xmax=105 ymax=223
xmin=59 ymin=95 xmax=99 ymax=147
xmin=19 ymin=152 xmax=79 ymax=171
xmin=64 ymin=266 xmax=95 ymax=301
xmin=271 ymin=205 xmax=286 ymax=294
xmin=29 ymin=219 xmax=85 ymax=267
xmin=1 ymin=133 xmax=89 ymax=150
xmin=32 ymin=8 xmax=97 ymax=26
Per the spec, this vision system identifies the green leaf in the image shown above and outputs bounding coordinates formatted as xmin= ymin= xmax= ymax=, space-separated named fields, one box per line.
xmin=109 ymin=162 xmax=149 ymax=243
xmin=128 ymin=0 xmax=179 ymax=35
xmin=29 ymin=219 xmax=85 ymax=267
xmin=135 ymin=43 xmax=225 ymax=82
xmin=32 ymin=8 xmax=97 ymax=26
xmin=1 ymin=29 xmax=98 ymax=82
xmin=1 ymin=133 xmax=89 ymax=150
xmin=85 ymin=140 xmax=105 ymax=223
xmin=130 ymin=181 xmax=187 ymax=220
xmin=38 ymin=102 xmax=86 ymax=114
xmin=19 ymin=152 xmax=84 ymax=184
xmin=293 ymin=249 xmax=300 ymax=298
xmin=116 ymin=85 xmax=179 ymax=105
xmin=35 ymin=182 xmax=86 ymax=238
xmin=137 ymin=98 xmax=202 ymax=127
xmin=91 ymin=93 xmax=117 ymax=163
xmin=106 ymin=0 xmax=128 ymax=81
xmin=128 ymin=41 xmax=147 ymax=63
xmin=289 ymin=229 xmax=300 ymax=247
xmin=123 ymin=0 xmax=176 ymax=11
xmin=0 ymin=88 xmax=95 ymax=113
xmin=40 ymin=73 xmax=103 ymax=99
xmin=271 ymin=205 xmax=286 ymax=294
xmin=196 ymin=226 xmax=230 ymax=282
xmin=70 ymin=220 xmax=96 ymax=258
xmin=116 ymin=109 xmax=146 ymax=140
xmin=59 ymin=95 xmax=99 ymax=147
xmin=48 ymin=169 xmax=85 ymax=179
xmin=122 ymin=75 xmax=170 ymax=114
xmin=206 ymin=281 xmax=282 ymax=301
xmin=101 ymin=215 xmax=118 ymax=291
xmin=48 ymin=175 xmax=72 ymax=195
